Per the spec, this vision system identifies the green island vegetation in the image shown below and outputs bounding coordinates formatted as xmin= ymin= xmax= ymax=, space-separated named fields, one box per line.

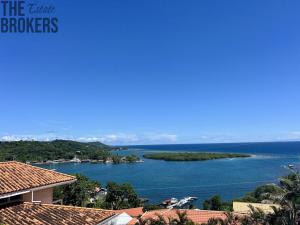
xmin=54 ymin=170 xmax=300 ymax=225
xmin=143 ymin=152 xmax=251 ymax=161
xmin=0 ymin=140 xmax=140 ymax=163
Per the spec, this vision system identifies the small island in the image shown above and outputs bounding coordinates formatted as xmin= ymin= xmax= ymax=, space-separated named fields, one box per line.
xmin=143 ymin=152 xmax=251 ymax=161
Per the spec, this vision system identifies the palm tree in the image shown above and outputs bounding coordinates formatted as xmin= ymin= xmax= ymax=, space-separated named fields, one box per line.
xmin=242 ymin=170 xmax=300 ymax=225
xmin=202 ymin=212 xmax=239 ymax=225
xmin=169 ymin=211 xmax=195 ymax=225
xmin=137 ymin=211 xmax=195 ymax=225
xmin=276 ymin=172 xmax=300 ymax=225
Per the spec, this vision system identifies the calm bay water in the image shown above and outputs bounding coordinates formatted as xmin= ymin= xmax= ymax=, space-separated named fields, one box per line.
xmin=42 ymin=142 xmax=300 ymax=207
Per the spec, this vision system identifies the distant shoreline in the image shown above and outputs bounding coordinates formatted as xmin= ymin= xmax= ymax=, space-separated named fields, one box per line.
xmin=143 ymin=152 xmax=251 ymax=161
xmin=31 ymin=158 xmax=144 ymax=165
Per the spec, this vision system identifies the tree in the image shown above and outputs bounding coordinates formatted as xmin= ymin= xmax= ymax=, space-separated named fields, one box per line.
xmin=272 ymin=171 xmax=300 ymax=225
xmin=207 ymin=170 xmax=300 ymax=225
xmin=169 ymin=211 xmax=196 ymax=225
xmin=235 ymin=184 xmax=283 ymax=203
xmin=203 ymin=195 xmax=232 ymax=211
xmin=54 ymin=174 xmax=100 ymax=207
xmin=104 ymin=182 xmax=141 ymax=210
xmin=139 ymin=211 xmax=196 ymax=225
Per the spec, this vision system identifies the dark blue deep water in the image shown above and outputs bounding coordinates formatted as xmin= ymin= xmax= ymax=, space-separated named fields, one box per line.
xmin=42 ymin=142 xmax=300 ymax=207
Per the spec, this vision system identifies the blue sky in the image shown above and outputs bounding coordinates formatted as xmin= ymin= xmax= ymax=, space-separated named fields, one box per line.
xmin=1 ymin=0 xmax=300 ymax=145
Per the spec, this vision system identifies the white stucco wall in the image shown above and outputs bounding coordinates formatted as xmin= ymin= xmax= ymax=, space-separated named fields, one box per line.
xmin=100 ymin=212 xmax=132 ymax=225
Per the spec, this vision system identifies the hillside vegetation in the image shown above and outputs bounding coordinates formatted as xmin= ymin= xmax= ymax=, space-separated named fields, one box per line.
xmin=0 ymin=140 xmax=112 ymax=162
xmin=143 ymin=152 xmax=251 ymax=161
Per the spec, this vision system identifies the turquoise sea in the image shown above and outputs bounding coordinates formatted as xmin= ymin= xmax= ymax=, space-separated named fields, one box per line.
xmin=42 ymin=142 xmax=300 ymax=207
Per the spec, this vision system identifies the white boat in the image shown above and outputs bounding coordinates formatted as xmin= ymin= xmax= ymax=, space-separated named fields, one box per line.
xmin=184 ymin=196 xmax=198 ymax=201
xmin=288 ymin=164 xmax=294 ymax=169
xmin=170 ymin=198 xmax=178 ymax=204
xmin=162 ymin=197 xmax=178 ymax=205
xmin=177 ymin=199 xmax=189 ymax=207
xmin=70 ymin=157 xmax=81 ymax=163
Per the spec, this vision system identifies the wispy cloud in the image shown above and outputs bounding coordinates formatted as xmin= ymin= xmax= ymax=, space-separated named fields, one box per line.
xmin=77 ymin=133 xmax=177 ymax=145
xmin=77 ymin=133 xmax=139 ymax=144
xmin=4 ymin=131 xmax=299 ymax=145
xmin=146 ymin=133 xmax=178 ymax=143
xmin=277 ymin=131 xmax=300 ymax=141
xmin=0 ymin=133 xmax=59 ymax=142
xmin=194 ymin=133 xmax=238 ymax=143
xmin=0 ymin=132 xmax=178 ymax=145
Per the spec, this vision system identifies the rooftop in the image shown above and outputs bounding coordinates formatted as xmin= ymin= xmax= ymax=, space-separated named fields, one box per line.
xmin=0 ymin=161 xmax=76 ymax=197
xmin=115 ymin=207 xmax=144 ymax=217
xmin=0 ymin=202 xmax=116 ymax=225
xmin=141 ymin=209 xmax=227 ymax=224
xmin=233 ymin=201 xmax=280 ymax=214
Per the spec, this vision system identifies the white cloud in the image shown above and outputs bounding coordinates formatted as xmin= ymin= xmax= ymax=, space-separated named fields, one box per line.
xmin=0 ymin=132 xmax=178 ymax=145
xmin=1 ymin=135 xmax=24 ymax=141
xmin=195 ymin=133 xmax=238 ymax=143
xmin=77 ymin=133 xmax=178 ymax=145
xmin=76 ymin=133 xmax=179 ymax=145
xmin=77 ymin=133 xmax=139 ymax=144
xmin=146 ymin=133 xmax=178 ymax=143
xmin=0 ymin=134 xmax=58 ymax=142
xmin=281 ymin=131 xmax=300 ymax=141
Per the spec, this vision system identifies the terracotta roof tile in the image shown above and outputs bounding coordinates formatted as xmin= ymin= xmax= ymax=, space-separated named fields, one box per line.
xmin=0 ymin=202 xmax=116 ymax=225
xmin=0 ymin=161 xmax=76 ymax=196
xmin=127 ymin=218 xmax=139 ymax=225
xmin=141 ymin=209 xmax=227 ymax=224
xmin=115 ymin=207 xmax=144 ymax=217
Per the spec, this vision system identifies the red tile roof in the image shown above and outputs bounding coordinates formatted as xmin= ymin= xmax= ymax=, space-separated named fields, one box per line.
xmin=128 ymin=218 xmax=139 ymax=225
xmin=140 ymin=209 xmax=227 ymax=224
xmin=0 ymin=161 xmax=76 ymax=196
xmin=0 ymin=202 xmax=116 ymax=225
xmin=115 ymin=207 xmax=144 ymax=217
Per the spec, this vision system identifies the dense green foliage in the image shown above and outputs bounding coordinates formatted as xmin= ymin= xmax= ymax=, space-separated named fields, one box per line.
xmin=125 ymin=154 xmax=141 ymax=163
xmin=54 ymin=174 xmax=141 ymax=210
xmin=54 ymin=174 xmax=100 ymax=207
xmin=111 ymin=154 xmax=141 ymax=164
xmin=0 ymin=140 xmax=111 ymax=162
xmin=235 ymin=184 xmax=283 ymax=203
xmin=203 ymin=195 xmax=232 ymax=211
xmin=102 ymin=182 xmax=141 ymax=210
xmin=143 ymin=152 xmax=250 ymax=161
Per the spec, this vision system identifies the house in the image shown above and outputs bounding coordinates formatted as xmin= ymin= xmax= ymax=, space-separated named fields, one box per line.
xmin=233 ymin=201 xmax=280 ymax=215
xmin=0 ymin=161 xmax=76 ymax=205
xmin=115 ymin=207 xmax=144 ymax=225
xmin=0 ymin=161 xmax=133 ymax=225
xmin=0 ymin=202 xmax=116 ymax=224
xmin=115 ymin=207 xmax=144 ymax=218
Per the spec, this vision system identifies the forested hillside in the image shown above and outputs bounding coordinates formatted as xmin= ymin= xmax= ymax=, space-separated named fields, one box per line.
xmin=0 ymin=140 xmax=112 ymax=162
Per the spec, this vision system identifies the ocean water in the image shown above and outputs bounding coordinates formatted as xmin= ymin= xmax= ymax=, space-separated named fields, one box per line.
xmin=42 ymin=142 xmax=300 ymax=207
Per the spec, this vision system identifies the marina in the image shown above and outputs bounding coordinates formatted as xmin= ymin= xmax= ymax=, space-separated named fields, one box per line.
xmin=162 ymin=196 xmax=198 ymax=209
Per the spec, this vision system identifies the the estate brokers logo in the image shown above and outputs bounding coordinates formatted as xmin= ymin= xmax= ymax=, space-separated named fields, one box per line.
xmin=0 ymin=0 xmax=58 ymax=33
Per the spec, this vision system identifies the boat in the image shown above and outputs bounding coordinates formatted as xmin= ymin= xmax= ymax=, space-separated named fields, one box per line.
xmin=184 ymin=196 xmax=198 ymax=201
xmin=170 ymin=198 xmax=178 ymax=204
xmin=70 ymin=157 xmax=81 ymax=163
xmin=288 ymin=164 xmax=294 ymax=169
xmin=177 ymin=199 xmax=189 ymax=207
xmin=81 ymin=159 xmax=91 ymax=163
xmin=162 ymin=198 xmax=178 ymax=205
